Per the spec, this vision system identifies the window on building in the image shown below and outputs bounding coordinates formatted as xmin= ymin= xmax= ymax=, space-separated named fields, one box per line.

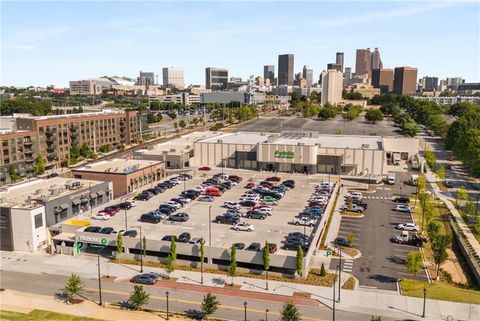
xmin=34 ymin=213 xmax=43 ymax=229
xmin=0 ymin=214 xmax=9 ymax=229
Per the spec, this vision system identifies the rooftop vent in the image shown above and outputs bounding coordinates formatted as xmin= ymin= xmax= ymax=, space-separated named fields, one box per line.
xmin=362 ymin=144 xmax=370 ymax=149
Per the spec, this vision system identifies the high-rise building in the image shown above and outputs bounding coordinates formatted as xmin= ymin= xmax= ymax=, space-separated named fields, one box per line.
xmin=139 ymin=71 xmax=155 ymax=86
xmin=355 ymin=48 xmax=371 ymax=77
xmin=371 ymin=68 xmax=394 ymax=93
xmin=344 ymin=67 xmax=352 ymax=80
xmin=421 ymin=76 xmax=439 ymax=91
xmin=321 ymin=69 xmax=343 ymax=106
xmin=263 ymin=65 xmax=275 ymax=85
xmin=162 ymin=67 xmax=184 ymax=90
xmin=446 ymin=77 xmax=465 ymax=86
xmin=205 ymin=67 xmax=228 ymax=90
xmin=370 ymin=48 xmax=383 ymax=71
xmin=278 ymin=54 xmax=294 ymax=86
xmin=327 ymin=63 xmax=342 ymax=72
xmin=393 ymin=67 xmax=418 ymax=94
xmin=336 ymin=52 xmax=344 ymax=72
xmin=303 ymin=65 xmax=313 ymax=86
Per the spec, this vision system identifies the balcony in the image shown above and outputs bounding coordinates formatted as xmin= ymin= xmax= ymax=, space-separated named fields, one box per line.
xmin=24 ymin=141 xmax=33 ymax=147
xmin=25 ymin=149 xmax=34 ymax=155
xmin=46 ymin=146 xmax=55 ymax=153
xmin=45 ymin=130 xmax=54 ymax=137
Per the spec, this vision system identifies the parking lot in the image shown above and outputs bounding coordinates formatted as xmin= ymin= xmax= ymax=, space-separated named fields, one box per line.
xmin=331 ymin=173 xmax=429 ymax=291
xmin=78 ymin=170 xmax=328 ymax=256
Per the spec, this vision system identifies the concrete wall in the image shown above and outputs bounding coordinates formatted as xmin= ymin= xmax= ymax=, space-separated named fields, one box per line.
xmin=193 ymin=141 xmax=255 ymax=167
xmin=257 ymin=144 xmax=318 ymax=165
xmin=10 ymin=205 xmax=47 ymax=252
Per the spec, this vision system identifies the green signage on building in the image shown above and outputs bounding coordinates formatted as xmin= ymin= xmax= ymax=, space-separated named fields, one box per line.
xmin=274 ymin=150 xmax=294 ymax=159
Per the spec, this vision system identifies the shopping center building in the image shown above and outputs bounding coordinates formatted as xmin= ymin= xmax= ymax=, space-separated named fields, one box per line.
xmin=193 ymin=131 xmax=420 ymax=176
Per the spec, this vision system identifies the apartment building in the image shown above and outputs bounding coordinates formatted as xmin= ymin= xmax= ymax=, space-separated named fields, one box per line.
xmin=0 ymin=110 xmax=144 ymax=182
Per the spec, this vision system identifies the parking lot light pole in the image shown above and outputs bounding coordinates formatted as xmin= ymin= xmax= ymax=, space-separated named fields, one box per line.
xmin=208 ymin=206 xmax=212 ymax=246
xmin=265 ymin=309 xmax=269 ymax=321
xmin=183 ymin=169 xmax=186 ymax=192
xmin=332 ymin=266 xmax=337 ymax=321
xmin=243 ymin=301 xmax=248 ymax=321
xmin=97 ymin=253 xmax=103 ymax=306
xmin=131 ymin=226 xmax=143 ymax=273
xmin=166 ymin=291 xmax=170 ymax=320
xmin=422 ymin=288 xmax=427 ymax=318
xmin=337 ymin=245 xmax=342 ymax=302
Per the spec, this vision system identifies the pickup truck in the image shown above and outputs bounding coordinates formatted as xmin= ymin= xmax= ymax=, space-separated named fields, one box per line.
xmin=393 ymin=231 xmax=424 ymax=246
xmin=339 ymin=204 xmax=365 ymax=213
xmin=292 ymin=216 xmax=317 ymax=226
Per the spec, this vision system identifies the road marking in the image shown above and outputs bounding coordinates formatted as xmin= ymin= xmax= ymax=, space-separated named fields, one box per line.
xmin=84 ymin=287 xmax=328 ymax=319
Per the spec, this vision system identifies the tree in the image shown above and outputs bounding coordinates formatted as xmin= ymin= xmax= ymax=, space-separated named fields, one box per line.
xmin=424 ymin=149 xmax=437 ymax=170
xmin=263 ymin=240 xmax=270 ymax=290
xmin=70 ymin=143 xmax=80 ymax=160
xmin=402 ymin=122 xmax=419 ymax=137
xmin=347 ymin=232 xmax=355 ymax=245
xmin=79 ymin=143 xmax=93 ymax=158
xmin=64 ymin=273 xmax=84 ymax=303
xmin=201 ymin=293 xmax=220 ymax=319
xmin=427 ymin=221 xmax=440 ymax=242
xmin=437 ymin=166 xmax=446 ymax=181
xmin=431 ymin=234 xmax=451 ymax=279
xmin=192 ymin=117 xmax=199 ymax=126
xmin=128 ymin=285 xmax=149 ymax=310
xmin=320 ymin=263 xmax=326 ymax=277
xmin=170 ymin=237 xmax=177 ymax=261
xmin=178 ymin=120 xmax=186 ymax=128
xmin=173 ymin=122 xmax=178 ymax=130
xmin=365 ymin=109 xmax=384 ymax=123
xmin=8 ymin=167 xmax=18 ymax=182
xmin=34 ymin=155 xmax=46 ymax=175
xmin=116 ymin=233 xmax=123 ymax=256
xmin=318 ymin=107 xmax=337 ymax=119
xmin=371 ymin=317 xmax=382 ymax=321
xmin=200 ymin=238 xmax=205 ymax=284
xmin=417 ymin=176 xmax=426 ymax=193
xmin=296 ymin=246 xmax=303 ymax=277
xmin=457 ymin=186 xmax=468 ymax=202
xmin=166 ymin=255 xmax=174 ymax=273
xmin=406 ymin=251 xmax=423 ymax=280
xmin=280 ymin=302 xmax=301 ymax=321
xmin=227 ymin=244 xmax=237 ymax=285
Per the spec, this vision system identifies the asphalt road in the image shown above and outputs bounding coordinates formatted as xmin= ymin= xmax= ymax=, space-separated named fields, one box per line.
xmin=331 ymin=179 xmax=428 ymax=291
xmin=0 ymin=270 xmax=395 ymax=321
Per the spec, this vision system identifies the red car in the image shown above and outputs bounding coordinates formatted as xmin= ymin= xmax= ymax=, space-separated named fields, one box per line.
xmin=99 ymin=209 xmax=116 ymax=216
xmin=265 ymin=243 xmax=278 ymax=254
xmin=228 ymin=175 xmax=242 ymax=182
xmin=199 ymin=166 xmax=211 ymax=171
xmin=245 ymin=182 xmax=255 ymax=189
xmin=266 ymin=177 xmax=281 ymax=182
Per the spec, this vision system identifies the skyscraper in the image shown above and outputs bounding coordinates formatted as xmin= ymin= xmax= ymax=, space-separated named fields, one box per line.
xmin=321 ymin=69 xmax=343 ymax=106
xmin=355 ymin=48 xmax=371 ymax=77
xmin=278 ymin=54 xmax=294 ymax=86
xmin=421 ymin=77 xmax=439 ymax=91
xmin=371 ymin=69 xmax=394 ymax=93
xmin=393 ymin=67 xmax=418 ymax=94
xmin=336 ymin=52 xmax=344 ymax=72
xmin=263 ymin=65 xmax=275 ymax=85
xmin=327 ymin=63 xmax=342 ymax=72
xmin=303 ymin=65 xmax=313 ymax=86
xmin=344 ymin=67 xmax=352 ymax=80
xmin=205 ymin=67 xmax=228 ymax=90
xmin=162 ymin=67 xmax=184 ymax=90
xmin=370 ymin=48 xmax=383 ymax=71
xmin=139 ymin=71 xmax=155 ymax=85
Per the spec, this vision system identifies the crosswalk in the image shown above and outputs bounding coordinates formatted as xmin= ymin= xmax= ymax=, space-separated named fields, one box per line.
xmin=342 ymin=259 xmax=354 ymax=273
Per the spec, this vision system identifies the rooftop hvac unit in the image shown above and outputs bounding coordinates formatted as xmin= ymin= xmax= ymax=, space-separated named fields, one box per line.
xmin=170 ymin=149 xmax=176 ymax=152
xmin=217 ymin=139 xmax=223 ymax=143
xmin=362 ymin=144 xmax=370 ymax=149
xmin=35 ymin=189 xmax=45 ymax=195
xmin=298 ymin=142 xmax=304 ymax=146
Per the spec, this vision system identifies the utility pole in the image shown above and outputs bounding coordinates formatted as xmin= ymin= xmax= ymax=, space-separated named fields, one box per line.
xmin=97 ymin=253 xmax=102 ymax=306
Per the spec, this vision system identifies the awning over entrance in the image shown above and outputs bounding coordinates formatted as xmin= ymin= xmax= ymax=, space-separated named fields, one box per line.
xmin=71 ymin=198 xmax=81 ymax=206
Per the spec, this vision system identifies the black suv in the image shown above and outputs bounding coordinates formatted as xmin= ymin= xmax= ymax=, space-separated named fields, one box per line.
xmin=178 ymin=232 xmax=191 ymax=243
xmin=215 ymin=215 xmax=240 ymax=225
xmin=135 ymin=193 xmax=152 ymax=201
xmin=99 ymin=227 xmax=114 ymax=234
xmin=139 ymin=213 xmax=161 ymax=223
xmin=246 ymin=210 xmax=267 ymax=220
xmin=84 ymin=226 xmax=101 ymax=233
xmin=118 ymin=202 xmax=132 ymax=210
xmin=245 ymin=242 xmax=261 ymax=251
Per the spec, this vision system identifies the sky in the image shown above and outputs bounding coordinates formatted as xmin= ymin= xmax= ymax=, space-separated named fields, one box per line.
xmin=1 ymin=1 xmax=479 ymax=87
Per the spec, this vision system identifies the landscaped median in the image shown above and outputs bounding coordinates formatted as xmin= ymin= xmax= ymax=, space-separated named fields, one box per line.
xmin=0 ymin=310 xmax=104 ymax=321
xmin=400 ymin=279 xmax=480 ymax=304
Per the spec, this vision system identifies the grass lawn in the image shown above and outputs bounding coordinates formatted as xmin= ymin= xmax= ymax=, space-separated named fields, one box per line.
xmin=400 ymin=279 xmax=480 ymax=304
xmin=0 ymin=310 xmax=105 ymax=321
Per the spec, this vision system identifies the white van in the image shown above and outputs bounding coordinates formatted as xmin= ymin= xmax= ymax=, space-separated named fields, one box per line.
xmin=387 ymin=172 xmax=396 ymax=185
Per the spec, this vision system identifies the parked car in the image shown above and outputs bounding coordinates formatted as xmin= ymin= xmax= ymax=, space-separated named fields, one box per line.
xmin=93 ymin=213 xmax=111 ymax=220
xmin=168 ymin=213 xmax=189 ymax=222
xmin=215 ymin=215 xmax=240 ymax=225
xmin=130 ymin=273 xmax=159 ymax=285
xmin=162 ymin=235 xmax=177 ymax=241
xmin=260 ymin=199 xmax=278 ymax=206
xmin=333 ymin=237 xmax=352 ymax=247
xmin=292 ymin=216 xmax=316 ymax=226
xmin=246 ymin=210 xmax=267 ymax=220
xmin=394 ymin=196 xmax=410 ymax=203
xmin=396 ymin=223 xmax=419 ymax=231
xmin=199 ymin=166 xmax=211 ymax=171
xmin=233 ymin=222 xmax=255 ymax=232
xmin=245 ymin=182 xmax=255 ymax=189
xmin=135 ymin=193 xmax=152 ymax=201
xmin=126 ymin=200 xmax=137 ymax=207
xmin=84 ymin=226 xmax=101 ymax=233
xmin=224 ymin=201 xmax=241 ymax=210
xmin=163 ymin=201 xmax=182 ymax=209
xmin=198 ymin=195 xmax=214 ymax=202
xmin=47 ymin=172 xmax=59 ymax=179
xmin=171 ymin=198 xmax=187 ymax=206
xmin=99 ymin=209 xmax=117 ymax=216
xmin=283 ymin=240 xmax=309 ymax=251
xmin=205 ymin=187 xmax=223 ymax=197
xmin=117 ymin=202 xmax=132 ymax=210
xmin=99 ymin=227 xmax=114 ymax=234
xmin=245 ymin=242 xmax=261 ymax=251
xmin=264 ymin=243 xmax=277 ymax=254
xmin=395 ymin=205 xmax=412 ymax=213
xmin=233 ymin=242 xmax=246 ymax=250
xmin=145 ymin=188 xmax=160 ymax=196
xmin=228 ymin=175 xmax=242 ymax=182
xmin=178 ymin=232 xmax=192 ymax=243
xmin=122 ymin=230 xmax=138 ymax=237
xmin=239 ymin=200 xmax=256 ymax=207
xmin=139 ymin=213 xmax=161 ymax=223
xmin=266 ymin=176 xmax=281 ymax=182
xmin=189 ymin=237 xmax=203 ymax=245
xmin=339 ymin=204 xmax=364 ymax=213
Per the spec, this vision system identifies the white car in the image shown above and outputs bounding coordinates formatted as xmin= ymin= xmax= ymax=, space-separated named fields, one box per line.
xmin=193 ymin=186 xmax=204 ymax=193
xmin=163 ymin=201 xmax=181 ymax=209
xmin=93 ymin=213 xmax=111 ymax=220
xmin=397 ymin=223 xmax=419 ymax=231
xmin=178 ymin=197 xmax=192 ymax=203
xmin=347 ymin=191 xmax=363 ymax=198
xmin=224 ymin=201 xmax=241 ymax=210
xmin=126 ymin=200 xmax=137 ymax=207
xmin=233 ymin=222 xmax=255 ymax=232
xmin=395 ymin=205 xmax=412 ymax=213
xmin=255 ymin=207 xmax=272 ymax=215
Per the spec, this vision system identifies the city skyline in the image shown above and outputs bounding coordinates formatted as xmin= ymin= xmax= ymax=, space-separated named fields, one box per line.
xmin=1 ymin=1 xmax=479 ymax=87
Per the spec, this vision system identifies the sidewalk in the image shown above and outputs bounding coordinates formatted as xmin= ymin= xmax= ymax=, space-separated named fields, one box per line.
xmin=1 ymin=251 xmax=479 ymax=320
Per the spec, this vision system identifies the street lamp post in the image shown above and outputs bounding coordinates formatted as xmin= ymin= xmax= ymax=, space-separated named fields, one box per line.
xmin=337 ymin=245 xmax=342 ymax=302
xmin=332 ymin=266 xmax=337 ymax=321
xmin=243 ymin=301 xmax=248 ymax=321
xmin=183 ymin=168 xmax=186 ymax=193
xmin=97 ymin=253 xmax=103 ymax=306
xmin=265 ymin=309 xmax=269 ymax=321
xmin=422 ymin=288 xmax=427 ymax=318
xmin=131 ymin=226 xmax=143 ymax=272
xmin=166 ymin=291 xmax=170 ymax=320
xmin=208 ymin=206 xmax=212 ymax=246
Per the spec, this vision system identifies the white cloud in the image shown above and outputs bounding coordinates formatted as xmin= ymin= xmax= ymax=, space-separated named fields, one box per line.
xmin=2 ymin=43 xmax=37 ymax=50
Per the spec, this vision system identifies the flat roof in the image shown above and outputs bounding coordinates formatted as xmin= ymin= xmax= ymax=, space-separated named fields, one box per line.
xmin=73 ymin=158 xmax=162 ymax=174
xmin=140 ymin=132 xmax=222 ymax=156
xmin=0 ymin=177 xmax=105 ymax=208
xmin=15 ymin=109 xmax=127 ymax=121
xmin=199 ymin=132 xmax=383 ymax=150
